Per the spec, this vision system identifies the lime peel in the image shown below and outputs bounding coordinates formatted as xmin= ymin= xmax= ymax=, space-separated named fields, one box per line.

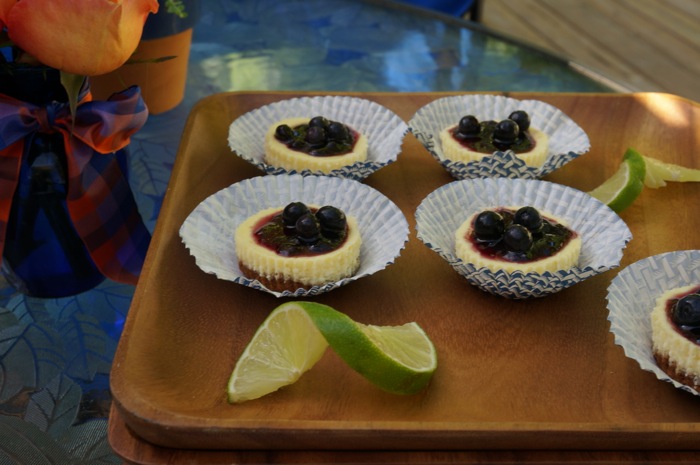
xmin=227 ymin=302 xmax=437 ymax=403
xmin=304 ymin=302 xmax=437 ymax=396
xmin=588 ymin=148 xmax=646 ymax=213
xmin=642 ymin=155 xmax=700 ymax=188
xmin=588 ymin=147 xmax=700 ymax=212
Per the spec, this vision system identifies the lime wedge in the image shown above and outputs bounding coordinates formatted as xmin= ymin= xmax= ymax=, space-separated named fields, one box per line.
xmin=304 ymin=302 xmax=437 ymax=396
xmin=588 ymin=148 xmax=646 ymax=213
xmin=227 ymin=302 xmax=437 ymax=403
xmin=642 ymin=155 xmax=700 ymax=188
xmin=227 ymin=302 xmax=328 ymax=403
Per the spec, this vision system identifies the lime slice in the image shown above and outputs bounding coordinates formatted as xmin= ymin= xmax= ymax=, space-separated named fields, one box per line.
xmin=227 ymin=303 xmax=329 ymax=403
xmin=588 ymin=148 xmax=646 ymax=213
xmin=303 ymin=302 xmax=437 ymax=396
xmin=642 ymin=155 xmax=700 ymax=188
xmin=227 ymin=302 xmax=437 ymax=403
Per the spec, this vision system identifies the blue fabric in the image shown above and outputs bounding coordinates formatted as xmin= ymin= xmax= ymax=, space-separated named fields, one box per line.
xmin=398 ymin=0 xmax=474 ymax=16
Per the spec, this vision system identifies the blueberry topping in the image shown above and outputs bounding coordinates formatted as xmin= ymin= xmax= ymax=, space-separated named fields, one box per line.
xmin=508 ymin=110 xmax=530 ymax=132
xmin=514 ymin=206 xmax=542 ymax=232
xmin=295 ymin=213 xmax=321 ymax=244
xmin=275 ymin=124 xmax=295 ymax=142
xmin=282 ymin=202 xmax=310 ymax=227
xmin=673 ymin=294 xmax=700 ymax=326
xmin=321 ymin=141 xmax=341 ymax=154
xmin=493 ymin=119 xmax=520 ymax=146
xmin=469 ymin=206 xmax=573 ymax=263
xmin=474 ymin=210 xmax=505 ymax=241
xmin=277 ymin=117 xmax=355 ymax=157
xmin=306 ymin=125 xmax=326 ymax=146
xmin=327 ymin=121 xmax=350 ymax=141
xmin=528 ymin=235 xmax=560 ymax=258
xmin=289 ymin=139 xmax=307 ymax=150
xmin=257 ymin=202 xmax=350 ymax=255
xmin=309 ymin=116 xmax=330 ymax=129
xmin=316 ymin=205 xmax=346 ymax=235
xmin=457 ymin=115 xmax=480 ymax=137
xmin=503 ymin=224 xmax=533 ymax=252
xmin=451 ymin=110 xmax=534 ymax=153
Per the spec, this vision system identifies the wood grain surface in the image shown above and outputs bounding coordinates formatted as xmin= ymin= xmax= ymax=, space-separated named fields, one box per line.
xmin=479 ymin=0 xmax=700 ymax=102
xmin=108 ymin=405 xmax=700 ymax=465
xmin=109 ymin=92 xmax=700 ymax=459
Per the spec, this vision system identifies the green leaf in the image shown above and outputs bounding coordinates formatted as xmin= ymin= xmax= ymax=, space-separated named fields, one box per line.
xmin=165 ymin=0 xmax=188 ymax=18
xmin=59 ymin=72 xmax=85 ymax=122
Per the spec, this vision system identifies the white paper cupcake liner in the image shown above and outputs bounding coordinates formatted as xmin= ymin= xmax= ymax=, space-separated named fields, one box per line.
xmin=228 ymin=96 xmax=408 ymax=181
xmin=179 ymin=174 xmax=409 ymax=297
xmin=415 ymin=178 xmax=631 ymax=299
xmin=607 ymin=250 xmax=700 ymax=396
xmin=408 ymin=94 xmax=590 ymax=179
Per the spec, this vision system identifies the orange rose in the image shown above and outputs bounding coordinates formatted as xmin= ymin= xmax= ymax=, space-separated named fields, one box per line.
xmin=1 ymin=0 xmax=159 ymax=76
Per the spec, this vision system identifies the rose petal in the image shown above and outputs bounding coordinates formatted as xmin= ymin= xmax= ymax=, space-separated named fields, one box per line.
xmin=0 ymin=0 xmax=14 ymax=27
xmin=7 ymin=0 xmax=158 ymax=76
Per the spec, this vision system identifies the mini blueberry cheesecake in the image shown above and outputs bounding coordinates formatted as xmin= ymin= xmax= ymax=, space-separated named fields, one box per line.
xmin=264 ymin=116 xmax=369 ymax=173
xmin=235 ymin=201 xmax=362 ymax=292
xmin=651 ymin=284 xmax=700 ymax=391
xmin=454 ymin=205 xmax=581 ymax=274
xmin=440 ymin=110 xmax=549 ymax=168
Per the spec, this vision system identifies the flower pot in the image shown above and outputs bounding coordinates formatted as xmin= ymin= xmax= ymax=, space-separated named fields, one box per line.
xmin=89 ymin=0 xmax=201 ymax=114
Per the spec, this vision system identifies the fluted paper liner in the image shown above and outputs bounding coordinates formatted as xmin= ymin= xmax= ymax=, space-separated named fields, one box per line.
xmin=228 ymin=96 xmax=408 ymax=180
xmin=180 ymin=174 xmax=409 ymax=297
xmin=408 ymin=94 xmax=590 ymax=179
xmin=607 ymin=250 xmax=700 ymax=396
xmin=415 ymin=178 xmax=631 ymax=299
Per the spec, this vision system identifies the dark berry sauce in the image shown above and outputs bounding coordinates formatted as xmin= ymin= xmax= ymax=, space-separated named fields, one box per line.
xmin=274 ymin=116 xmax=358 ymax=157
xmin=253 ymin=209 xmax=348 ymax=257
xmin=665 ymin=285 xmax=700 ymax=345
xmin=451 ymin=121 xmax=535 ymax=154
xmin=469 ymin=208 xmax=575 ymax=263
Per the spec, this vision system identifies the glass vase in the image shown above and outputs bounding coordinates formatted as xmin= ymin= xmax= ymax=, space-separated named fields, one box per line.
xmin=0 ymin=68 xmax=106 ymax=297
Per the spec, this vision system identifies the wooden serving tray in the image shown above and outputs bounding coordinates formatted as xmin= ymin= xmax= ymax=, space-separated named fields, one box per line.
xmin=110 ymin=92 xmax=700 ymax=452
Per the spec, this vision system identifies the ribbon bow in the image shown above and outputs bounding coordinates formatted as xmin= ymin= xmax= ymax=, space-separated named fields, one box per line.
xmin=0 ymin=86 xmax=151 ymax=285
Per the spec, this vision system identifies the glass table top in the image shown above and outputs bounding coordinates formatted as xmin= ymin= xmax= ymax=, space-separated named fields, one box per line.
xmin=0 ymin=0 xmax=616 ymax=462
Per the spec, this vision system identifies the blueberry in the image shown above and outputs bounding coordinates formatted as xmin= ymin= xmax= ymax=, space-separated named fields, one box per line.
xmin=673 ymin=294 xmax=700 ymax=326
xmin=457 ymin=115 xmax=480 ymax=137
xmin=503 ymin=224 xmax=532 ymax=252
xmin=275 ymin=124 xmax=295 ymax=142
xmin=327 ymin=122 xmax=350 ymax=142
xmin=316 ymin=205 xmax=346 ymax=234
xmin=508 ymin=110 xmax=530 ymax=132
xmin=309 ymin=116 xmax=329 ymax=129
xmin=493 ymin=119 xmax=519 ymax=146
xmin=282 ymin=202 xmax=310 ymax=227
xmin=514 ymin=206 xmax=542 ymax=232
xmin=474 ymin=211 xmax=505 ymax=241
xmin=306 ymin=125 xmax=327 ymax=146
xmin=295 ymin=213 xmax=320 ymax=244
